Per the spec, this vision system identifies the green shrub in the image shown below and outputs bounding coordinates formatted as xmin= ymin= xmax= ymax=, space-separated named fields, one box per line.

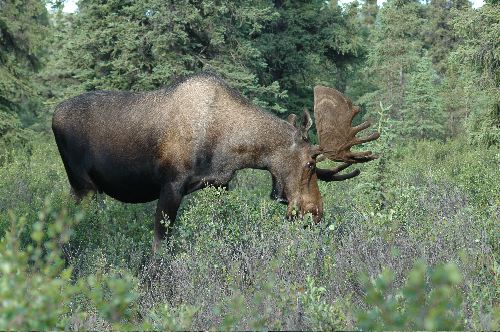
xmin=358 ymin=262 xmax=464 ymax=330
xmin=300 ymin=276 xmax=347 ymax=330
xmin=146 ymin=303 xmax=199 ymax=331
xmin=0 ymin=112 xmax=33 ymax=165
xmin=0 ymin=201 xmax=148 ymax=330
xmin=0 ymin=204 xmax=76 ymax=330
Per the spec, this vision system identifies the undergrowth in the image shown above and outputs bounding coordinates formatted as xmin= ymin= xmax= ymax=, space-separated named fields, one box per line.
xmin=0 ymin=137 xmax=498 ymax=329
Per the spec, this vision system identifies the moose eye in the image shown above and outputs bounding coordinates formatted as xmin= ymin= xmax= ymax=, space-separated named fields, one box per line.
xmin=306 ymin=161 xmax=315 ymax=169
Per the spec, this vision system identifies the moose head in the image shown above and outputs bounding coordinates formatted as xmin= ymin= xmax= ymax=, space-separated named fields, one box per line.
xmin=271 ymin=86 xmax=380 ymax=223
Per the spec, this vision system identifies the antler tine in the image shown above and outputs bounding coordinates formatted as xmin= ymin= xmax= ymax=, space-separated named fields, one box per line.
xmin=330 ymin=162 xmax=352 ymax=173
xmin=355 ymin=132 xmax=380 ymax=146
xmin=351 ymin=105 xmax=360 ymax=121
xmin=316 ymin=163 xmax=360 ymax=181
xmin=353 ymin=121 xmax=371 ymax=134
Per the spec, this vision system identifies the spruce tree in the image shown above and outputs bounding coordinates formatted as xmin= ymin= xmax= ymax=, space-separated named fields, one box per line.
xmin=0 ymin=0 xmax=49 ymax=115
xmin=256 ymin=0 xmax=363 ymax=115
xmin=58 ymin=0 xmax=285 ymax=111
xmin=402 ymin=56 xmax=444 ymax=140
xmin=423 ymin=0 xmax=471 ymax=75
xmin=359 ymin=0 xmax=425 ymax=117
xmin=0 ymin=0 xmax=49 ymax=159
xmin=448 ymin=2 xmax=499 ymax=146
xmin=361 ymin=0 xmax=378 ymax=28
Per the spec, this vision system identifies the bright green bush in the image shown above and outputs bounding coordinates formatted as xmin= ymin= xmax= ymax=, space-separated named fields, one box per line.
xmin=358 ymin=262 xmax=464 ymax=330
xmin=0 ymin=112 xmax=31 ymax=165
xmin=300 ymin=276 xmax=347 ymax=330
xmin=146 ymin=303 xmax=199 ymax=331
xmin=0 ymin=201 xmax=149 ymax=330
xmin=0 ymin=205 xmax=76 ymax=330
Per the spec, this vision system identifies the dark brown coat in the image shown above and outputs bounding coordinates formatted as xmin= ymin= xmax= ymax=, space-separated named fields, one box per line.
xmin=52 ymin=73 xmax=325 ymax=250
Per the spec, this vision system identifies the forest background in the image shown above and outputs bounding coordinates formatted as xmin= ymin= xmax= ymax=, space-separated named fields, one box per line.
xmin=0 ymin=0 xmax=498 ymax=330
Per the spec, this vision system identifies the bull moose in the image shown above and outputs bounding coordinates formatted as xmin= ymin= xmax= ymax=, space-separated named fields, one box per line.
xmin=52 ymin=73 xmax=379 ymax=250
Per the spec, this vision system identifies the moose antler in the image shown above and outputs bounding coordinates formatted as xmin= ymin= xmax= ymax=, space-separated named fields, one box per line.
xmin=315 ymin=162 xmax=361 ymax=181
xmin=313 ymin=86 xmax=380 ymax=181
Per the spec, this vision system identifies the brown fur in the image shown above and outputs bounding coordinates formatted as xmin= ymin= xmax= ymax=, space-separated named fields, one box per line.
xmin=52 ymin=73 xmax=324 ymax=251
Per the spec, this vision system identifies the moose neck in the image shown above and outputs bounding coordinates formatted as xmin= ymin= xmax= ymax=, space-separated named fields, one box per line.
xmin=229 ymin=111 xmax=298 ymax=176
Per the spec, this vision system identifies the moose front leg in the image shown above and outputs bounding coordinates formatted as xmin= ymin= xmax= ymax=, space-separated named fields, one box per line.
xmin=153 ymin=185 xmax=182 ymax=253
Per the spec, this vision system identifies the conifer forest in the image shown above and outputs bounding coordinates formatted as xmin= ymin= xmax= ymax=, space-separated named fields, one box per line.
xmin=0 ymin=0 xmax=498 ymax=329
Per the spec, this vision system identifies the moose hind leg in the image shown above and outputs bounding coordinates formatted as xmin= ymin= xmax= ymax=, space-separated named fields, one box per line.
xmin=66 ymin=166 xmax=98 ymax=202
xmin=56 ymin=144 xmax=96 ymax=202
xmin=66 ymin=169 xmax=97 ymax=203
xmin=70 ymin=186 xmax=90 ymax=203
xmin=153 ymin=185 xmax=181 ymax=253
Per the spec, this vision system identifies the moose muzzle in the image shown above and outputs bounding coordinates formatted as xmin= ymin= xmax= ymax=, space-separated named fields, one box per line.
xmin=287 ymin=198 xmax=324 ymax=224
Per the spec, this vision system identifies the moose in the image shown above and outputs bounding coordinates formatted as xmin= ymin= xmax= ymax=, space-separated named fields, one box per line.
xmin=52 ymin=73 xmax=379 ymax=250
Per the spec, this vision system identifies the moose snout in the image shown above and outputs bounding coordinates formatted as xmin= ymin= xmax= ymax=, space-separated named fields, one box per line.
xmin=302 ymin=202 xmax=323 ymax=224
xmin=286 ymin=200 xmax=323 ymax=224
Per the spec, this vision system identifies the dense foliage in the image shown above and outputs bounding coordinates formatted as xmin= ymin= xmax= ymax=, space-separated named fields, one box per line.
xmin=0 ymin=0 xmax=498 ymax=329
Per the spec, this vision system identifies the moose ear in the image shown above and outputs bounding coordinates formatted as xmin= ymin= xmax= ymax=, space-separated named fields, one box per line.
xmin=287 ymin=113 xmax=297 ymax=126
xmin=301 ymin=108 xmax=313 ymax=140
